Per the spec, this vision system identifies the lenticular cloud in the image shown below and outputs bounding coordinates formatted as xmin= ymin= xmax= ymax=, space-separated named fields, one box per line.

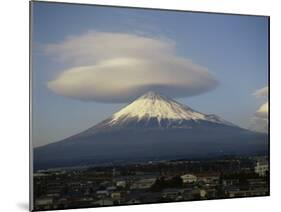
xmin=46 ymin=31 xmax=218 ymax=103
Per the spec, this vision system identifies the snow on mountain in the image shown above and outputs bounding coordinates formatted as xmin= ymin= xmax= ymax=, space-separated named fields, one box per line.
xmin=107 ymin=91 xmax=234 ymax=127
xmin=34 ymin=91 xmax=267 ymax=170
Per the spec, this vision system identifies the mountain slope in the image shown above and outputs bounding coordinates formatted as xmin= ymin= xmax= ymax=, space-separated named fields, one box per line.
xmin=34 ymin=91 xmax=268 ymax=170
xmin=76 ymin=91 xmax=237 ymax=136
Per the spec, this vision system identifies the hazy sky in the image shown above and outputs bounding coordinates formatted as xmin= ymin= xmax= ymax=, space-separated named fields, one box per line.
xmin=31 ymin=2 xmax=269 ymax=147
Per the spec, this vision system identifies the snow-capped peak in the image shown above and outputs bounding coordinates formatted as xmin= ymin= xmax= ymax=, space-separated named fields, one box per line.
xmin=107 ymin=91 xmax=234 ymax=127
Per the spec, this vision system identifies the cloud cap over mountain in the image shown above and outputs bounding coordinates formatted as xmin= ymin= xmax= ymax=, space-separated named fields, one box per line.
xmin=46 ymin=31 xmax=218 ymax=103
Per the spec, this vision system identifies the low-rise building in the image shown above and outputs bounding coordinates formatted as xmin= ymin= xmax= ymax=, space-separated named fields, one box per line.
xmin=106 ymin=186 xmax=117 ymax=191
xmin=130 ymin=178 xmax=156 ymax=189
xmin=93 ymin=199 xmax=114 ymax=206
xmin=200 ymin=189 xmax=207 ymax=198
xmin=35 ymin=197 xmax=53 ymax=209
xmin=180 ymin=174 xmax=197 ymax=183
xmin=162 ymin=188 xmax=183 ymax=199
xmin=255 ymin=161 xmax=268 ymax=176
xmin=222 ymin=179 xmax=239 ymax=186
xmin=96 ymin=190 xmax=109 ymax=198
xmin=111 ymin=191 xmax=121 ymax=200
xmin=226 ymin=187 xmax=268 ymax=198
xmin=116 ymin=180 xmax=126 ymax=188
xmin=197 ymin=173 xmax=220 ymax=184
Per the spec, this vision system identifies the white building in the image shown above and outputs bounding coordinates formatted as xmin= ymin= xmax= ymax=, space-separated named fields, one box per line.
xmin=255 ymin=160 xmax=269 ymax=176
xmin=180 ymin=174 xmax=197 ymax=183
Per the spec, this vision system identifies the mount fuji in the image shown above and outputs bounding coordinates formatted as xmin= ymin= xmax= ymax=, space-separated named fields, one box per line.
xmin=34 ymin=91 xmax=268 ymax=170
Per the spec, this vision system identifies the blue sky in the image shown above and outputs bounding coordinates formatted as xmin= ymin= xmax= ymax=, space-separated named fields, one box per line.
xmin=31 ymin=2 xmax=268 ymax=147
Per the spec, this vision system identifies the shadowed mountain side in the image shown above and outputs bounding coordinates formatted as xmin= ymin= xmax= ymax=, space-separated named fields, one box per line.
xmin=34 ymin=126 xmax=268 ymax=170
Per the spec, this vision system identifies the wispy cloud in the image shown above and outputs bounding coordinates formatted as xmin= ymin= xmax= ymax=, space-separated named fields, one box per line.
xmin=253 ymin=86 xmax=268 ymax=98
xmin=46 ymin=31 xmax=218 ymax=103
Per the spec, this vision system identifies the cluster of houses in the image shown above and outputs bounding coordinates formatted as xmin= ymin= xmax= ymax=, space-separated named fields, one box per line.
xmin=34 ymin=157 xmax=269 ymax=210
